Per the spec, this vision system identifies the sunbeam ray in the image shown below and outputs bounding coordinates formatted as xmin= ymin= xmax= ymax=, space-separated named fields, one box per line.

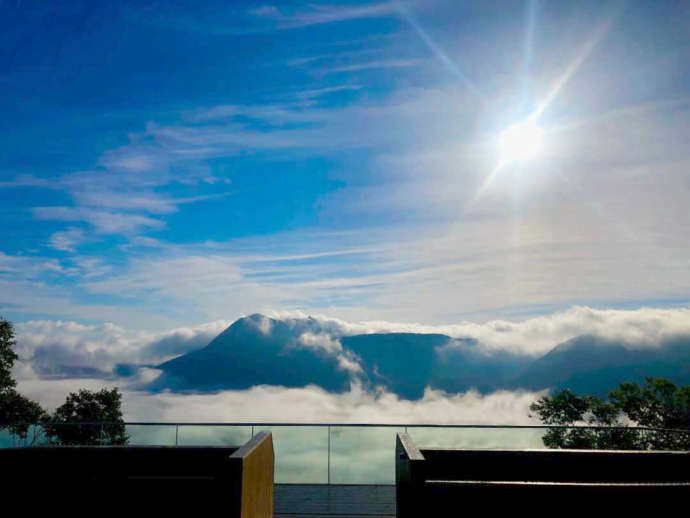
xmin=534 ymin=3 xmax=626 ymax=119
xmin=394 ymin=1 xmax=484 ymax=99
xmin=521 ymin=0 xmax=538 ymax=107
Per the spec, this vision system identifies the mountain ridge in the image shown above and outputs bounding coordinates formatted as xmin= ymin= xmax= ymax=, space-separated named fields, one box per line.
xmin=150 ymin=314 xmax=690 ymax=398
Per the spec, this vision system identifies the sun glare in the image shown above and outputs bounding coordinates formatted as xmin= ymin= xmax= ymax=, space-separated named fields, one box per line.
xmin=499 ymin=119 xmax=543 ymax=163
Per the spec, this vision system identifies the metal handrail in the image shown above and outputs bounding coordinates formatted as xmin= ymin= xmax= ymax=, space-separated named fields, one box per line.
xmin=4 ymin=421 xmax=688 ymax=484
xmin=5 ymin=421 xmax=687 ymax=433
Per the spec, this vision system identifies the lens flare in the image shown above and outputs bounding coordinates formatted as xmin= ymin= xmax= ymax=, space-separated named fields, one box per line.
xmin=499 ymin=119 xmax=543 ymax=163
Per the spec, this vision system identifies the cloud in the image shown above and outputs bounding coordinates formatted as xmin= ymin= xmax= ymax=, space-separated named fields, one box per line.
xmin=324 ymin=58 xmax=423 ymax=73
xmin=71 ymin=191 xmax=179 ymax=215
xmin=296 ymin=331 xmax=363 ymax=374
xmin=0 ymin=251 xmax=23 ymax=273
xmin=248 ymin=313 xmax=274 ymax=336
xmin=296 ymin=84 xmax=363 ymax=100
xmin=296 ymin=331 xmax=341 ymax=354
xmin=33 ymin=207 xmax=165 ymax=234
xmin=249 ymin=6 xmax=281 ymax=18
xmin=249 ymin=2 xmax=400 ymax=29
xmin=49 ymin=228 xmax=86 ymax=252
xmin=83 ymin=255 xmax=248 ymax=300
xmin=0 ymin=251 xmax=74 ymax=278
xmin=11 ymin=319 xmax=231 ymax=380
xmin=15 ymin=374 xmax=542 ymax=427
xmin=72 ymin=257 xmax=112 ymax=279
xmin=271 ymin=305 xmax=690 ymax=356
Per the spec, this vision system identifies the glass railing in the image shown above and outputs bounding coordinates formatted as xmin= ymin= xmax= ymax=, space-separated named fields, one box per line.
xmin=2 ymin=423 xmax=689 ymax=484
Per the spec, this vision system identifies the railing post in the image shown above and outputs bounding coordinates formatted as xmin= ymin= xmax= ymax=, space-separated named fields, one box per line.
xmin=327 ymin=425 xmax=331 ymax=485
xmin=175 ymin=424 xmax=179 ymax=446
xmin=251 ymin=425 xmax=254 ymax=438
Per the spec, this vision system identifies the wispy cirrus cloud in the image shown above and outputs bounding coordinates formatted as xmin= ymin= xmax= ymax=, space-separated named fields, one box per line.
xmin=0 ymin=251 xmax=75 ymax=278
xmin=49 ymin=227 xmax=86 ymax=252
xmin=249 ymin=2 xmax=401 ymax=29
xmin=323 ymin=58 xmax=423 ymax=73
xmin=296 ymin=84 xmax=363 ymax=100
xmin=33 ymin=207 xmax=165 ymax=235
xmin=5 ymin=164 xmax=229 ymax=241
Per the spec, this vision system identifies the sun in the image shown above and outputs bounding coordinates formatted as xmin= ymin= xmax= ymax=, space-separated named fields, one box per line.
xmin=498 ymin=119 xmax=543 ymax=163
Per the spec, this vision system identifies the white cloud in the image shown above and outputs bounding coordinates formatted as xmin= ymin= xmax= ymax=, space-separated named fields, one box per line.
xmin=15 ymin=375 xmax=542 ymax=426
xmin=49 ymin=227 xmax=86 ymax=252
xmin=33 ymin=207 xmax=165 ymax=234
xmin=249 ymin=2 xmax=400 ymax=29
xmin=271 ymin=305 xmax=690 ymax=356
xmin=324 ymin=58 xmax=423 ymax=73
xmin=296 ymin=85 xmax=363 ymax=100
xmin=0 ymin=251 xmax=23 ymax=273
xmin=0 ymin=251 xmax=74 ymax=278
xmin=11 ymin=318 xmax=231 ymax=379
xmin=71 ymin=191 xmax=179 ymax=215
xmin=297 ymin=331 xmax=343 ymax=355
xmin=72 ymin=257 xmax=112 ymax=279
xmin=336 ymin=354 xmax=364 ymax=374
xmin=295 ymin=331 xmax=363 ymax=374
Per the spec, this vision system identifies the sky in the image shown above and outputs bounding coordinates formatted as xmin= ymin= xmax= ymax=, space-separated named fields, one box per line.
xmin=2 ymin=0 xmax=690 ymax=333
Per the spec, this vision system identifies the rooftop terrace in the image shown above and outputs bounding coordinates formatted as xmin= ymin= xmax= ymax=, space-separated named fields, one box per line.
xmin=3 ymin=422 xmax=689 ymax=516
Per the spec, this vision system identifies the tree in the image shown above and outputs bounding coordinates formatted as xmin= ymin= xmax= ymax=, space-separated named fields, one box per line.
xmin=0 ymin=317 xmax=47 ymax=442
xmin=609 ymin=378 xmax=690 ymax=450
xmin=0 ymin=389 xmax=46 ymax=441
xmin=44 ymin=387 xmax=129 ymax=445
xmin=530 ymin=377 xmax=690 ymax=450
xmin=0 ymin=317 xmax=19 ymax=391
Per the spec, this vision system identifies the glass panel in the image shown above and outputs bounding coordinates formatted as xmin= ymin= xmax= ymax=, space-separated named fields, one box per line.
xmin=407 ymin=426 xmax=544 ymax=449
xmin=42 ymin=423 xmax=104 ymax=445
xmin=176 ymin=425 xmax=252 ymax=446
xmin=256 ymin=426 xmax=328 ymax=484
xmin=0 ymin=425 xmax=48 ymax=447
xmin=126 ymin=424 xmax=177 ymax=445
xmin=329 ymin=426 xmax=404 ymax=484
xmin=0 ymin=429 xmax=16 ymax=448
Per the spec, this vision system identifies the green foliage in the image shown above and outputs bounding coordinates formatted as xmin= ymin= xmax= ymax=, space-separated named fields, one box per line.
xmin=530 ymin=377 xmax=690 ymax=450
xmin=44 ymin=388 xmax=129 ymax=445
xmin=0 ymin=317 xmax=47 ymax=441
xmin=0 ymin=317 xmax=19 ymax=391
xmin=0 ymin=389 xmax=47 ymax=440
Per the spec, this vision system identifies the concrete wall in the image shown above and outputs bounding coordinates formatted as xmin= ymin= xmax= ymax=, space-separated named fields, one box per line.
xmin=1 ymin=432 xmax=274 ymax=517
xmin=396 ymin=432 xmax=690 ymax=516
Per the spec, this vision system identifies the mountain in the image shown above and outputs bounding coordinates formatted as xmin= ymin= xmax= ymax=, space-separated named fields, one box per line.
xmin=342 ymin=333 xmax=530 ymax=398
xmin=152 ymin=314 xmax=350 ymax=392
xmin=151 ymin=314 xmax=690 ymax=398
xmin=511 ymin=334 xmax=690 ymax=396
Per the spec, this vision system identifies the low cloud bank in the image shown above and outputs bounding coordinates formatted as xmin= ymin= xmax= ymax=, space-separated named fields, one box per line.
xmin=16 ymin=376 xmax=542 ymax=425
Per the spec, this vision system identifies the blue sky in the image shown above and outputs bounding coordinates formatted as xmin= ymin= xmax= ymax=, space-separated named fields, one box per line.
xmin=2 ymin=0 xmax=690 ymax=330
